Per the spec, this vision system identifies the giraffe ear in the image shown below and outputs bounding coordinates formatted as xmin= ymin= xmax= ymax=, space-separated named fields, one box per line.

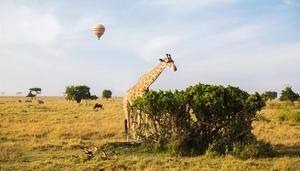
xmin=159 ymin=58 xmax=164 ymax=62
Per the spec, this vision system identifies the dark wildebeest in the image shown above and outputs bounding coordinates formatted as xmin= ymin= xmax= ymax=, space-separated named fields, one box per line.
xmin=93 ymin=103 xmax=103 ymax=110
xmin=37 ymin=100 xmax=44 ymax=104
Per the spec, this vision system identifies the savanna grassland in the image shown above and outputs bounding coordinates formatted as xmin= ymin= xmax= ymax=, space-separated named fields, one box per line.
xmin=0 ymin=97 xmax=300 ymax=171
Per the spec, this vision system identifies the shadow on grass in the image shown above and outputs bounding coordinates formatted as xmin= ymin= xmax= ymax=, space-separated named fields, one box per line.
xmin=99 ymin=141 xmax=300 ymax=159
xmin=99 ymin=141 xmax=144 ymax=156
xmin=274 ymin=143 xmax=300 ymax=157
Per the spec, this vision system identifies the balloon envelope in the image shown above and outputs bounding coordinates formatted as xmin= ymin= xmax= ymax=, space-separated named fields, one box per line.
xmin=92 ymin=24 xmax=105 ymax=40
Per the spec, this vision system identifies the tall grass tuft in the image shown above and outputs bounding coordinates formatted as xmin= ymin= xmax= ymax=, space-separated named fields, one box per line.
xmin=276 ymin=109 xmax=300 ymax=122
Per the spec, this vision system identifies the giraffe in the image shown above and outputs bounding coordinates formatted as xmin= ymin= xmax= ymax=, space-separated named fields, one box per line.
xmin=123 ymin=54 xmax=177 ymax=141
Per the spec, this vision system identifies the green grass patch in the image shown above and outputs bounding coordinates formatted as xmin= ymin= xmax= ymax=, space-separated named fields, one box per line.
xmin=277 ymin=109 xmax=300 ymax=122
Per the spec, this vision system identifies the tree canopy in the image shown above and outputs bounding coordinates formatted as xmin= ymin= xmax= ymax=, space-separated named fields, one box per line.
xmin=279 ymin=86 xmax=299 ymax=102
xmin=102 ymin=89 xmax=112 ymax=99
xmin=26 ymin=87 xmax=41 ymax=98
xmin=262 ymin=91 xmax=277 ymax=101
xmin=65 ymin=85 xmax=97 ymax=103
xmin=29 ymin=87 xmax=41 ymax=93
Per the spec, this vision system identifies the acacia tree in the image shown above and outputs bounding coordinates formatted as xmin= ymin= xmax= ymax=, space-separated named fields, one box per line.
xmin=280 ymin=86 xmax=299 ymax=102
xmin=26 ymin=87 xmax=41 ymax=99
xmin=65 ymin=85 xmax=97 ymax=103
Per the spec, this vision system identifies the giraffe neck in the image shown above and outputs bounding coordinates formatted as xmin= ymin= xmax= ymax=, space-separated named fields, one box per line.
xmin=139 ymin=63 xmax=165 ymax=90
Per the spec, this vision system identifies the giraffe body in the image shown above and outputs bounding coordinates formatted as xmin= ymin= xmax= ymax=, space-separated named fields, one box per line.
xmin=123 ymin=54 xmax=177 ymax=141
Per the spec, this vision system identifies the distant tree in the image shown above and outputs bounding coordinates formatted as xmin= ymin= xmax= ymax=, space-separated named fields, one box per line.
xmin=262 ymin=91 xmax=277 ymax=101
xmin=102 ymin=89 xmax=112 ymax=99
xmin=16 ymin=92 xmax=23 ymax=95
xmin=26 ymin=87 xmax=41 ymax=99
xmin=279 ymin=86 xmax=299 ymax=102
xmin=29 ymin=87 xmax=42 ymax=94
xmin=65 ymin=86 xmax=76 ymax=101
xmin=65 ymin=85 xmax=96 ymax=103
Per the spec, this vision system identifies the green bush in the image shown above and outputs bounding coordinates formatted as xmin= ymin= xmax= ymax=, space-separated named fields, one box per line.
xmin=205 ymin=141 xmax=227 ymax=157
xmin=133 ymin=90 xmax=192 ymax=144
xmin=133 ymin=83 xmax=270 ymax=158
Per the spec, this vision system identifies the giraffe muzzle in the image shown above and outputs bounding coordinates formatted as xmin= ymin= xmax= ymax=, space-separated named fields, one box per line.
xmin=173 ymin=65 xmax=177 ymax=72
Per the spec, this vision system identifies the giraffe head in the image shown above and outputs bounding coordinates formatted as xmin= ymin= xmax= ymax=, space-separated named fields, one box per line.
xmin=159 ymin=54 xmax=177 ymax=72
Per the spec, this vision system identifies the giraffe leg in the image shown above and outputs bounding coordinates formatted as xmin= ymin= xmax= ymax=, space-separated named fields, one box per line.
xmin=133 ymin=109 xmax=143 ymax=140
xmin=138 ymin=111 xmax=144 ymax=140
xmin=132 ymin=108 xmax=138 ymax=140
xmin=123 ymin=98 xmax=131 ymax=142
xmin=137 ymin=111 xmax=141 ymax=139
xmin=145 ymin=114 xmax=148 ymax=138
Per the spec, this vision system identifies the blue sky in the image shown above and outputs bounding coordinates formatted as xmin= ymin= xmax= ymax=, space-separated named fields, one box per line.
xmin=0 ymin=0 xmax=300 ymax=96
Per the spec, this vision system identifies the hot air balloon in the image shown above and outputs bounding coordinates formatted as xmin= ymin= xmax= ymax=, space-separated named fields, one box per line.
xmin=92 ymin=24 xmax=105 ymax=40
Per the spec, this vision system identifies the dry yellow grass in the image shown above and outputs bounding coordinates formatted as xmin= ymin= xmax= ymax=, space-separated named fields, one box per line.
xmin=0 ymin=97 xmax=300 ymax=170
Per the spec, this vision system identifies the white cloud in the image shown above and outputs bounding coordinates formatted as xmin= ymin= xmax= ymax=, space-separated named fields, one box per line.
xmin=142 ymin=0 xmax=237 ymax=10
xmin=216 ymin=24 xmax=267 ymax=45
xmin=0 ymin=3 xmax=61 ymax=46
xmin=139 ymin=35 xmax=179 ymax=61
xmin=282 ymin=0 xmax=300 ymax=6
xmin=167 ymin=21 xmax=272 ymax=62
xmin=174 ymin=42 xmax=300 ymax=93
xmin=283 ymin=0 xmax=293 ymax=5
xmin=0 ymin=2 xmax=69 ymax=95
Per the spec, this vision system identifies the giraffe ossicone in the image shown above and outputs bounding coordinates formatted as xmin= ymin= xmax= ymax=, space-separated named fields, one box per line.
xmin=123 ymin=53 xmax=177 ymax=141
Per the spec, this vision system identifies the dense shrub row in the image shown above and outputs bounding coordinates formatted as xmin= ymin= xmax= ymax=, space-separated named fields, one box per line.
xmin=133 ymin=83 xmax=273 ymax=157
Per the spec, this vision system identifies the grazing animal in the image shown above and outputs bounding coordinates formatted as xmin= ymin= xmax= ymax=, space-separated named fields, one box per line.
xmin=123 ymin=54 xmax=177 ymax=141
xmin=17 ymin=100 xmax=22 ymax=103
xmin=25 ymin=100 xmax=32 ymax=103
xmin=93 ymin=103 xmax=103 ymax=110
xmin=37 ymin=100 xmax=44 ymax=104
